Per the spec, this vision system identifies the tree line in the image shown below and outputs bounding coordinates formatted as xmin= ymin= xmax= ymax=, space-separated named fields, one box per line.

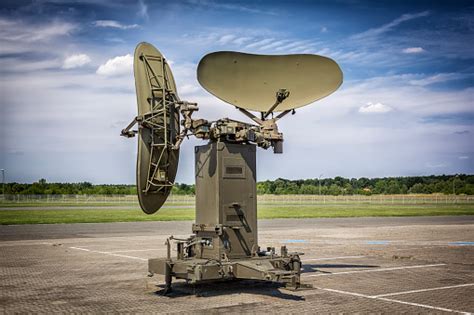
xmin=4 ymin=179 xmax=136 ymax=195
xmin=2 ymin=174 xmax=473 ymax=195
xmin=256 ymin=174 xmax=473 ymax=195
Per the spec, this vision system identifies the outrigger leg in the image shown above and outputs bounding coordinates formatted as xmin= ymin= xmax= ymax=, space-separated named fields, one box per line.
xmin=163 ymin=261 xmax=173 ymax=295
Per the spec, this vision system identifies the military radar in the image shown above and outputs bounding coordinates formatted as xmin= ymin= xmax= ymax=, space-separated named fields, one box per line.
xmin=122 ymin=42 xmax=342 ymax=293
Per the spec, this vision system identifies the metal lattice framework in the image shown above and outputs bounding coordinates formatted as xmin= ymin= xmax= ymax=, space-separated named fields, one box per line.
xmin=139 ymin=53 xmax=179 ymax=194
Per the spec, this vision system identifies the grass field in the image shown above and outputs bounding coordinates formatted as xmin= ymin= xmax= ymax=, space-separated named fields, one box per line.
xmin=1 ymin=203 xmax=473 ymax=225
xmin=0 ymin=202 xmax=192 ymax=208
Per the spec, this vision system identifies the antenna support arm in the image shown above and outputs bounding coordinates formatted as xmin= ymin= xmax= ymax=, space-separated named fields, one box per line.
xmin=237 ymin=107 xmax=263 ymax=125
xmin=120 ymin=116 xmax=142 ymax=138
xmin=173 ymin=101 xmax=211 ymax=149
xmin=263 ymin=89 xmax=290 ymax=120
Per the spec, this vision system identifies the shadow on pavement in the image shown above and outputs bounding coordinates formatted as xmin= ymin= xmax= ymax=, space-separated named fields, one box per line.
xmin=302 ymin=263 xmax=379 ymax=274
xmin=154 ymin=280 xmax=305 ymax=301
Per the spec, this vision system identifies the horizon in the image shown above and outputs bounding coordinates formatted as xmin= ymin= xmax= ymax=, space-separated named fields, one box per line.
xmin=3 ymin=173 xmax=472 ymax=186
xmin=1 ymin=0 xmax=473 ymax=185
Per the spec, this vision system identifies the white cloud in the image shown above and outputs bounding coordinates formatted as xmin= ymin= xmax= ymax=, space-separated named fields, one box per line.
xmin=93 ymin=20 xmax=139 ymax=30
xmin=180 ymin=28 xmax=281 ymax=53
xmin=321 ymin=26 xmax=328 ymax=33
xmin=0 ymin=18 xmax=76 ymax=43
xmin=0 ymin=18 xmax=81 ymax=60
xmin=217 ymin=34 xmax=236 ymax=45
xmin=245 ymin=38 xmax=274 ymax=49
xmin=233 ymin=36 xmax=253 ymax=46
xmin=403 ymin=47 xmax=424 ymax=54
xmin=205 ymin=31 xmax=314 ymax=53
xmin=458 ymin=156 xmax=469 ymax=160
xmin=409 ymin=73 xmax=467 ymax=86
xmin=273 ymin=40 xmax=312 ymax=52
xmin=187 ymin=0 xmax=276 ymax=15
xmin=323 ymin=74 xmax=473 ymax=117
xmin=0 ymin=58 xmax=61 ymax=72
xmin=138 ymin=0 xmax=149 ymax=19
xmin=62 ymin=54 xmax=91 ymax=69
xmin=351 ymin=11 xmax=430 ymax=40
xmin=96 ymin=54 xmax=133 ymax=76
xmin=180 ymin=84 xmax=200 ymax=94
xmin=359 ymin=102 xmax=393 ymax=114
xmin=258 ymin=40 xmax=290 ymax=51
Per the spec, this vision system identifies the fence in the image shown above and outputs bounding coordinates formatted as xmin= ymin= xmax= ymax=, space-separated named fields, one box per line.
xmin=1 ymin=194 xmax=473 ymax=205
xmin=257 ymin=194 xmax=474 ymax=204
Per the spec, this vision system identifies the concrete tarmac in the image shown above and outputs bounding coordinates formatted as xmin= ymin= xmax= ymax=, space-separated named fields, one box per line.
xmin=1 ymin=216 xmax=473 ymax=313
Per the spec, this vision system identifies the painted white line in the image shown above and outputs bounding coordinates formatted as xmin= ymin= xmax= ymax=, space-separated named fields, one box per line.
xmin=317 ymin=287 xmax=369 ymax=299
xmin=69 ymin=246 xmax=147 ymax=261
xmin=108 ymin=248 xmax=163 ymax=253
xmin=373 ymin=283 xmax=474 ymax=298
xmin=376 ymin=296 xmax=471 ymax=314
xmin=104 ymin=253 xmax=147 ymax=261
xmin=305 ymin=263 xmax=446 ymax=277
xmin=317 ymin=287 xmax=471 ymax=314
xmin=69 ymin=246 xmax=90 ymax=252
xmin=304 ymin=255 xmax=365 ymax=262
xmin=394 ymin=246 xmax=436 ymax=252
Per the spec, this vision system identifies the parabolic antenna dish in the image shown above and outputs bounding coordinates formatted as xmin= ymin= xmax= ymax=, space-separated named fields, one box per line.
xmin=134 ymin=42 xmax=180 ymax=214
xmin=197 ymin=52 xmax=343 ymax=113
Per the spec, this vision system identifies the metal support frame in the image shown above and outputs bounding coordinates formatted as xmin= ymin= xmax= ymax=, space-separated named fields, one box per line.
xmin=121 ymin=53 xmax=180 ymax=195
xmin=141 ymin=53 xmax=176 ymax=193
xmin=237 ymin=107 xmax=264 ymax=125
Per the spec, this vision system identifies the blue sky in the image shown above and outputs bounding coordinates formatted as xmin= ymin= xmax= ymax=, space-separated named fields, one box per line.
xmin=0 ymin=0 xmax=473 ymax=184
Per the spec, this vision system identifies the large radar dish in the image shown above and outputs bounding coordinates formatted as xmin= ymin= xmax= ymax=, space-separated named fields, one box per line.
xmin=134 ymin=42 xmax=180 ymax=214
xmin=197 ymin=52 xmax=343 ymax=113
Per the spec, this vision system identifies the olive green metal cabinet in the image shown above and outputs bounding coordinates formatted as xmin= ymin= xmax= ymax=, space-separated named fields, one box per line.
xmin=194 ymin=142 xmax=257 ymax=260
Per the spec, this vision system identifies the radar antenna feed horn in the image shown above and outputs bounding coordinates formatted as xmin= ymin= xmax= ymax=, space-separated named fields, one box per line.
xmin=263 ymin=88 xmax=290 ymax=120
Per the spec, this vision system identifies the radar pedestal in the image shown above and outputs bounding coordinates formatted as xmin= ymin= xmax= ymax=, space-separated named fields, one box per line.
xmin=123 ymin=42 xmax=343 ymax=294
xmin=149 ymin=142 xmax=302 ymax=291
